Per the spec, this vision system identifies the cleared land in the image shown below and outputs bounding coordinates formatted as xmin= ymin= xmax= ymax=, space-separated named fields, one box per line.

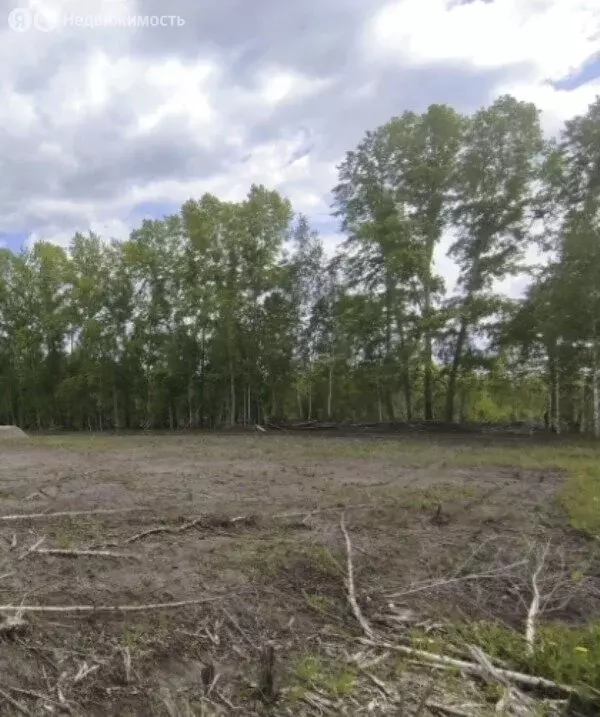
xmin=0 ymin=432 xmax=599 ymax=716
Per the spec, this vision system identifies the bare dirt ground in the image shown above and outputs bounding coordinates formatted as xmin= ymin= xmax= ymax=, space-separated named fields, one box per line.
xmin=0 ymin=433 xmax=598 ymax=716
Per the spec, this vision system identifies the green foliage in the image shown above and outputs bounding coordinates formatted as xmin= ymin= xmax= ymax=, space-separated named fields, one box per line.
xmin=560 ymin=462 xmax=600 ymax=536
xmin=452 ymin=620 xmax=600 ymax=692
xmin=291 ymin=654 xmax=357 ymax=699
xmin=0 ymin=98 xmax=599 ymax=434
xmin=248 ymin=539 xmax=342 ymax=585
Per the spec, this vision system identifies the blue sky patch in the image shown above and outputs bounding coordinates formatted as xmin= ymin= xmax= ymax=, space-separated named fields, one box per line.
xmin=552 ymin=53 xmax=600 ymax=90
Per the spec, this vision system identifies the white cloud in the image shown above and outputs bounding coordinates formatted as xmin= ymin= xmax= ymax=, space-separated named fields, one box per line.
xmin=366 ymin=0 xmax=599 ymax=81
xmin=256 ymin=67 xmax=331 ymax=107
xmin=2 ymin=0 xmax=600 ymax=307
xmin=0 ymin=89 xmax=38 ymax=132
xmin=117 ymin=137 xmax=337 ymax=218
xmin=495 ymin=77 xmax=600 ymax=136
xmin=27 ymin=217 xmax=132 ymax=248
xmin=56 ymin=53 xmax=141 ymax=120
xmin=365 ymin=0 xmax=600 ymax=135
xmin=134 ymin=59 xmax=218 ymax=134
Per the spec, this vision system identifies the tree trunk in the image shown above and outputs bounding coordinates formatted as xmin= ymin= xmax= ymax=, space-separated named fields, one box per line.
xmin=199 ymin=329 xmax=205 ymax=428
xmin=445 ymin=319 xmax=468 ymax=422
xmin=554 ymin=360 xmax=560 ymax=435
xmin=188 ymin=379 xmax=194 ymax=429
xmin=548 ymin=349 xmax=559 ymax=434
xmin=459 ymin=385 xmax=468 ymax=423
xmin=423 ymin=283 xmax=434 ymax=420
xmin=385 ymin=389 xmax=395 ymax=422
xmin=404 ymin=367 xmax=413 ymax=420
xmin=594 ymin=342 xmax=600 ymax=440
xmin=113 ymin=385 xmax=119 ymax=430
xmin=327 ymin=358 xmax=333 ymax=419
xmin=229 ymin=363 xmax=236 ymax=426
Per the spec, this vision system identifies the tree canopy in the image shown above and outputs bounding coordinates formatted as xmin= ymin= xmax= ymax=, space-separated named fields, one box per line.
xmin=2 ymin=95 xmax=599 ymax=435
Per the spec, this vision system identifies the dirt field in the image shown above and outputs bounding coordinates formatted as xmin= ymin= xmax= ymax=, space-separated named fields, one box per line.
xmin=0 ymin=433 xmax=599 ymax=716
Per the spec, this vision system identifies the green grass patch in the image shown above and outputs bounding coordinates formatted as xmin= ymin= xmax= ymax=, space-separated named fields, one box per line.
xmin=31 ymin=434 xmax=124 ymax=451
xmin=398 ymin=483 xmax=480 ymax=510
xmin=286 ymin=654 xmax=357 ymax=701
xmin=445 ymin=620 xmax=600 ymax=694
xmin=248 ymin=539 xmax=343 ymax=583
xmin=26 ymin=433 xmax=600 ymax=537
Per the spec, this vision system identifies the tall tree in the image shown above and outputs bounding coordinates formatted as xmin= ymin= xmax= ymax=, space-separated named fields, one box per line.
xmin=445 ymin=95 xmax=544 ymax=421
xmin=388 ymin=105 xmax=464 ymax=418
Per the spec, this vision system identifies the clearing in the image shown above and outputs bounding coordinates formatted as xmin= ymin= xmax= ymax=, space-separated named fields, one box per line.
xmin=0 ymin=432 xmax=599 ymax=716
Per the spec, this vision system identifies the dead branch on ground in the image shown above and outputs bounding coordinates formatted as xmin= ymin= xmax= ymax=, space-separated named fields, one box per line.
xmin=0 ymin=687 xmax=32 ymax=716
xmin=124 ymin=516 xmax=207 ymax=544
xmin=0 ymin=595 xmax=224 ymax=615
xmin=18 ymin=537 xmax=46 ymax=561
xmin=340 ymin=512 xmax=375 ymax=640
xmin=0 ymin=508 xmax=147 ymax=522
xmin=360 ymin=638 xmax=576 ymax=695
xmin=336 ymin=524 xmax=583 ymax=707
xmin=118 ymin=504 xmax=371 ymax=546
xmin=28 ymin=548 xmax=140 ymax=560
xmin=386 ymin=560 xmax=528 ymax=600
xmin=526 ymin=542 xmax=550 ymax=655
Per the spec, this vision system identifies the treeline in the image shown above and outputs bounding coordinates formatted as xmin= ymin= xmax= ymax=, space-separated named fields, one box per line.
xmin=1 ymin=95 xmax=599 ymax=433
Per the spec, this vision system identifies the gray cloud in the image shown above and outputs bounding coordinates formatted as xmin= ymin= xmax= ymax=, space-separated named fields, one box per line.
xmin=130 ymin=0 xmax=384 ymax=75
xmin=0 ymin=0 xmax=569 ymax=256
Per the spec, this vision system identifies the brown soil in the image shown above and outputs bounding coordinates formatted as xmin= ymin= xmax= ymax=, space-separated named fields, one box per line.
xmin=0 ymin=425 xmax=27 ymax=439
xmin=0 ymin=433 xmax=597 ymax=716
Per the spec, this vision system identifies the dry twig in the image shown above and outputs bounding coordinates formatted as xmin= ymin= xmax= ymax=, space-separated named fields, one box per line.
xmin=0 ymin=508 xmax=146 ymax=522
xmin=0 ymin=687 xmax=32 ymax=716
xmin=387 ymin=560 xmax=528 ymax=599
xmin=1 ymin=685 xmax=65 ymax=710
xmin=360 ymin=638 xmax=577 ymax=695
xmin=29 ymin=548 xmax=140 ymax=560
xmin=0 ymin=596 xmax=223 ymax=615
xmin=340 ymin=513 xmax=375 ymax=640
xmin=124 ymin=517 xmax=207 ymax=544
xmin=18 ymin=537 xmax=45 ymax=561
xmin=526 ymin=543 xmax=550 ymax=655
xmin=427 ymin=702 xmax=477 ymax=717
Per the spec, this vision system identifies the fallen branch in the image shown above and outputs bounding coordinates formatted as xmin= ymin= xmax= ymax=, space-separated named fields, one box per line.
xmin=28 ymin=548 xmax=140 ymax=560
xmin=0 ymin=612 xmax=28 ymax=636
xmin=221 ymin=607 xmax=257 ymax=651
xmin=0 ymin=687 xmax=32 ymax=716
xmin=122 ymin=505 xmax=370 ymax=545
xmin=386 ymin=560 xmax=528 ymax=599
xmin=360 ymin=638 xmax=577 ymax=695
xmin=18 ymin=537 xmax=46 ymax=561
xmin=427 ymin=702 xmax=477 ymax=717
xmin=73 ymin=661 xmax=100 ymax=683
xmin=276 ymin=503 xmax=370 ymax=521
xmin=1 ymin=685 xmax=64 ymax=710
xmin=124 ymin=517 xmax=206 ymax=544
xmin=357 ymin=668 xmax=393 ymax=698
xmin=0 ymin=508 xmax=147 ymax=522
xmin=340 ymin=513 xmax=375 ymax=640
xmin=526 ymin=543 xmax=550 ymax=655
xmin=0 ymin=596 xmax=223 ymax=615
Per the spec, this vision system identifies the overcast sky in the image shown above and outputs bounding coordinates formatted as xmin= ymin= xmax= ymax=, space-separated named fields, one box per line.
xmin=1 ymin=0 xmax=599 ymax=295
